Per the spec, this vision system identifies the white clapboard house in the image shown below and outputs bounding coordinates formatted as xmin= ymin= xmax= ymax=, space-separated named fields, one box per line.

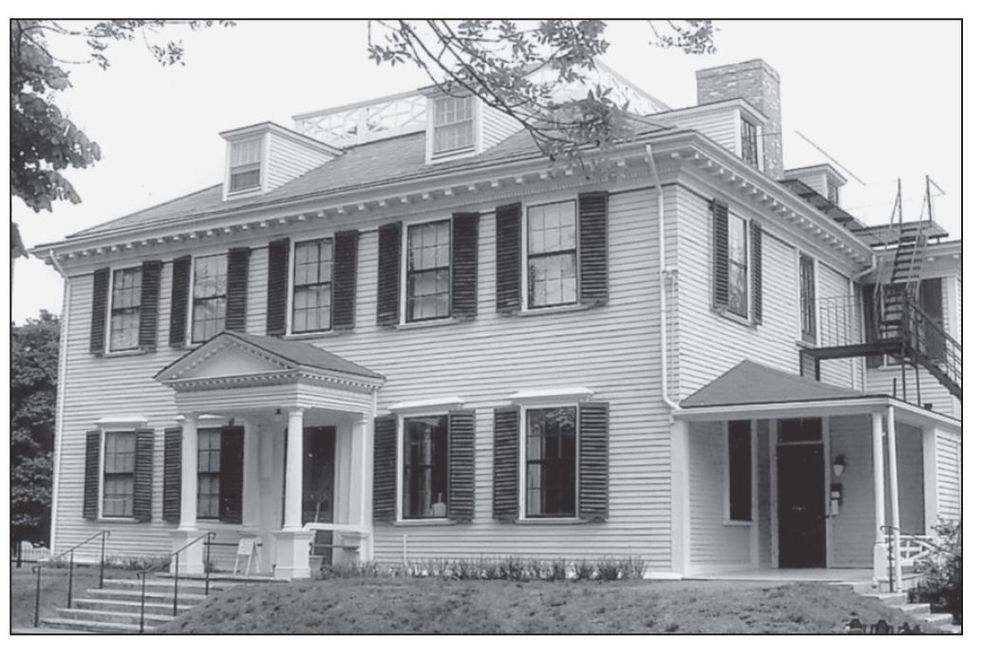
xmin=33 ymin=59 xmax=961 ymax=586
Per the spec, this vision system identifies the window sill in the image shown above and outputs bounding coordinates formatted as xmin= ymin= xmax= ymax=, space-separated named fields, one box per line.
xmin=96 ymin=517 xmax=140 ymax=524
xmin=796 ymin=339 xmax=818 ymax=350
xmin=713 ymin=306 xmax=755 ymax=328
xmin=515 ymin=517 xmax=587 ymax=525
xmin=100 ymin=347 xmax=152 ymax=359
xmin=517 ymin=303 xmax=591 ymax=318
xmin=284 ymin=330 xmax=337 ymax=341
xmin=393 ymin=519 xmax=455 ymax=527
xmin=722 ymin=519 xmax=753 ymax=528
xmin=395 ymin=317 xmax=460 ymax=331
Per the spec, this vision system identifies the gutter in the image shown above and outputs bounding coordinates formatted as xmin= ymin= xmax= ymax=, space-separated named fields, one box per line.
xmin=47 ymin=250 xmax=70 ymax=553
xmin=645 ymin=144 xmax=681 ymax=414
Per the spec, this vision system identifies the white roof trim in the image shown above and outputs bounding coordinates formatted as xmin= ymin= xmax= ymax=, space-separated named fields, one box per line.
xmin=388 ymin=397 xmax=465 ymax=415
xmin=508 ymin=387 xmax=594 ymax=404
xmin=95 ymin=416 xmax=148 ymax=429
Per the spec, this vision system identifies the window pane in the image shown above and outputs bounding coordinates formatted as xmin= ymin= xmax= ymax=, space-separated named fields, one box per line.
xmin=110 ymin=309 xmax=140 ymax=351
xmin=728 ymin=420 xmax=752 ymax=522
xmin=402 ymin=416 xmax=449 ymax=519
xmin=433 ymin=98 xmax=474 ymax=153
xmin=777 ymin=418 xmax=823 ymax=443
xmin=528 ymin=202 xmax=576 ymax=255
xmin=525 ymin=407 xmax=576 ymax=518
xmin=800 ymin=256 xmax=816 ymax=340
xmin=407 ymin=221 xmax=451 ymax=321
xmin=230 ymin=138 xmax=262 ymax=166
xmin=728 ymin=216 xmax=748 ymax=317
xmin=103 ymin=432 xmax=135 ymax=518
xmin=529 ymin=253 xmax=577 ymax=308
xmin=192 ymin=298 xmax=226 ymax=343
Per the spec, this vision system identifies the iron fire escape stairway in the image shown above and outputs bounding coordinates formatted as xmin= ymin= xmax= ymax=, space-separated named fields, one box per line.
xmin=802 ymin=208 xmax=961 ymax=402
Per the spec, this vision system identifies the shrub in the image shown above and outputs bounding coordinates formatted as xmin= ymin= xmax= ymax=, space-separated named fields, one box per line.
xmin=317 ymin=556 xmax=647 ymax=582
xmin=907 ymin=521 xmax=961 ymax=624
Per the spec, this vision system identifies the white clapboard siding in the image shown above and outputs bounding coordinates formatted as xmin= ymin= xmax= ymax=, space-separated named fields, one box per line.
xmin=687 ymin=421 xmax=751 ymax=569
xmin=935 ymin=431 xmax=960 ymax=522
xmin=662 ymin=107 xmax=739 ymax=155
xmin=53 ymin=184 xmax=677 ymax=570
xmin=828 ymin=414 xmax=875 ymax=567
xmin=265 ymin=132 xmax=334 ymax=191
xmin=479 ymin=105 xmax=522 ymax=153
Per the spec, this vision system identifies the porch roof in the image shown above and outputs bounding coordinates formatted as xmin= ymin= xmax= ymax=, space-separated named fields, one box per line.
xmin=681 ymin=360 xmax=870 ymax=408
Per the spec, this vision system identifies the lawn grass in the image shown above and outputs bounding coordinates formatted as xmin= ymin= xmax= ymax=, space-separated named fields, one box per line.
xmin=9 ymin=563 xmax=133 ymax=631
xmin=157 ymin=577 xmax=932 ymax=634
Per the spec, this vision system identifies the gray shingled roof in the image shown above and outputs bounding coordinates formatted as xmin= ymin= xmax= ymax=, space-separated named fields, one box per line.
xmin=226 ymin=331 xmax=383 ymax=380
xmin=680 ymin=360 xmax=874 ymax=408
xmin=69 ymin=120 xmax=669 ymax=240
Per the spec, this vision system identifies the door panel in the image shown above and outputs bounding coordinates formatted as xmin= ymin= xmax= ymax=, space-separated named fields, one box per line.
xmin=777 ymin=443 xmax=826 ymax=567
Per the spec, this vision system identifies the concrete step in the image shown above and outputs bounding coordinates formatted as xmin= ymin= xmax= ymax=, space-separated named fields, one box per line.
xmin=935 ymin=623 xmax=962 ymax=634
xmin=915 ymin=612 xmax=954 ymax=626
xmin=862 ymin=592 xmax=907 ymax=605
xmin=54 ymin=607 xmax=175 ymax=627
xmin=85 ymin=587 xmax=207 ymax=604
xmin=101 ymin=577 xmax=235 ymax=591
xmin=39 ymin=617 xmax=142 ymax=633
xmin=897 ymin=603 xmax=931 ymax=615
xmin=154 ymin=572 xmax=277 ymax=583
xmin=73 ymin=597 xmax=193 ymax=614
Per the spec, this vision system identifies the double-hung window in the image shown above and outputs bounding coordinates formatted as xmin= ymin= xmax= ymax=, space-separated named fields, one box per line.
xmin=406 ymin=220 xmax=451 ymax=321
xmin=293 ymin=238 xmax=334 ymax=333
xmin=229 ymin=138 xmax=262 ymax=193
xmin=197 ymin=428 xmax=222 ymax=520
xmin=432 ymin=96 xmax=474 ymax=155
xmin=727 ymin=214 xmax=749 ymax=317
xmin=402 ymin=415 xmax=449 ymax=519
xmin=740 ymin=117 xmax=760 ymax=169
xmin=109 ymin=267 xmax=142 ymax=351
xmin=191 ymin=254 xmax=228 ymax=343
xmin=102 ymin=431 xmax=136 ymax=518
xmin=527 ymin=201 xmax=578 ymax=308
xmin=525 ymin=406 xmax=577 ymax=518
xmin=726 ymin=420 xmax=752 ymax=523
xmin=799 ymin=254 xmax=817 ymax=343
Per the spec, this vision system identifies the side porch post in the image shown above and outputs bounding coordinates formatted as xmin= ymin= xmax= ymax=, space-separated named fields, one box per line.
xmin=273 ymin=407 xmax=313 ymax=579
xmin=171 ymin=412 xmax=204 ymax=574
xmin=871 ymin=411 xmax=888 ymax=586
xmin=922 ymin=426 xmax=939 ymax=534
xmin=886 ymin=405 xmax=903 ymax=590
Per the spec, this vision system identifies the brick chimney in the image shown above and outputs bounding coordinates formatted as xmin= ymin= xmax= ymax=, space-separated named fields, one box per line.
xmin=696 ymin=59 xmax=783 ymax=179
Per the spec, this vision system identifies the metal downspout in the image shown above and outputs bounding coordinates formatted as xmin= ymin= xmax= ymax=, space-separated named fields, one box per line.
xmin=47 ymin=250 xmax=70 ymax=553
xmin=645 ymin=144 xmax=681 ymax=414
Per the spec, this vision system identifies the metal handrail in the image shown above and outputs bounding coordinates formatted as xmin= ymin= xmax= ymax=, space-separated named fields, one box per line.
xmin=32 ymin=529 xmax=110 ymax=628
xmin=135 ymin=531 xmax=216 ymax=633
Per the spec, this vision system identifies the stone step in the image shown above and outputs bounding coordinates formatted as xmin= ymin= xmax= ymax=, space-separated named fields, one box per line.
xmin=153 ymin=572 xmax=277 ymax=583
xmin=73 ymin=597 xmax=193 ymax=614
xmin=935 ymin=623 xmax=962 ymax=634
xmin=862 ymin=592 xmax=907 ymax=605
xmin=915 ymin=612 xmax=954 ymax=626
xmin=54 ymin=607 xmax=175 ymax=627
xmin=39 ymin=617 xmax=142 ymax=633
xmin=85 ymin=587 xmax=207 ymax=604
xmin=101 ymin=577 xmax=235 ymax=591
xmin=897 ymin=603 xmax=931 ymax=615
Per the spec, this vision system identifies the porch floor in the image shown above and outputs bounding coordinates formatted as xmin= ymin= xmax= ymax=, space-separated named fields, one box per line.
xmin=690 ymin=568 xmax=873 ymax=585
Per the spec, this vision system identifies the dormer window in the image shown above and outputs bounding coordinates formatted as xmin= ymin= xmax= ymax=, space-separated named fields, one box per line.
xmin=229 ymin=138 xmax=263 ymax=193
xmin=432 ymin=96 xmax=474 ymax=155
xmin=740 ymin=117 xmax=760 ymax=169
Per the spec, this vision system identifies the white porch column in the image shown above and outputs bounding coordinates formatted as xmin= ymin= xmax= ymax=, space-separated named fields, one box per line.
xmin=273 ymin=407 xmax=312 ymax=579
xmin=172 ymin=412 xmax=204 ymax=574
xmin=886 ymin=405 xmax=903 ymax=590
xmin=922 ymin=426 xmax=939 ymax=534
xmin=241 ymin=419 xmax=261 ymax=532
xmin=670 ymin=419 xmax=691 ymax=577
xmin=871 ymin=412 xmax=888 ymax=585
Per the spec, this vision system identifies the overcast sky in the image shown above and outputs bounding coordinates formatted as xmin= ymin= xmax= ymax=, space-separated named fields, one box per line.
xmin=11 ymin=19 xmax=962 ymax=323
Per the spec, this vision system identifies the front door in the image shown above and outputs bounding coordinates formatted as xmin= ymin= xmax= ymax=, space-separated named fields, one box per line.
xmin=777 ymin=443 xmax=826 ymax=567
xmin=303 ymin=426 xmax=336 ymax=565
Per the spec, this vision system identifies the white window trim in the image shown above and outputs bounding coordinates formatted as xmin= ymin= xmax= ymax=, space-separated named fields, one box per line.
xmin=522 ymin=198 xmax=581 ymax=312
xmin=722 ymin=420 xmax=755 ymax=527
xmin=518 ymin=402 xmax=580 ymax=521
xmin=429 ymin=95 xmax=477 ymax=161
xmin=225 ymin=134 xmax=267 ymax=198
xmin=187 ymin=250 xmax=228 ymax=346
xmin=399 ymin=215 xmax=454 ymax=326
xmin=287 ymin=235 xmax=337 ymax=336
xmin=393 ymin=403 xmax=460 ymax=523
xmin=96 ymin=426 xmax=141 ymax=522
xmin=105 ymin=265 xmax=143 ymax=354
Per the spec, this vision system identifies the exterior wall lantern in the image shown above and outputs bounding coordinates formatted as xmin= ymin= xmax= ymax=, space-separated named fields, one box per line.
xmin=832 ymin=454 xmax=847 ymax=478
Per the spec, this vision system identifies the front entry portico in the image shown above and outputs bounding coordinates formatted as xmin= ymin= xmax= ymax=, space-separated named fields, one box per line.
xmin=155 ymin=331 xmax=384 ymax=579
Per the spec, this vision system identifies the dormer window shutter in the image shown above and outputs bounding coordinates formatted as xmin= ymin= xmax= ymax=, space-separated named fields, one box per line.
xmin=332 ymin=230 xmax=360 ymax=331
xmin=169 ymin=255 xmax=191 ymax=347
xmin=711 ymin=199 xmax=730 ymax=310
xmin=492 ymin=406 xmax=520 ymax=521
xmin=225 ymin=247 xmax=251 ymax=332
xmin=451 ymin=212 xmax=479 ymax=319
xmin=750 ymin=220 xmax=763 ymax=325
xmin=376 ymin=222 xmax=402 ymax=327
xmin=138 ymin=260 xmax=162 ymax=350
xmin=578 ymin=191 xmax=610 ymax=306
xmin=266 ymin=238 xmax=290 ymax=336
xmin=373 ymin=415 xmax=397 ymax=522
xmin=90 ymin=268 xmax=110 ymax=355
xmin=495 ymin=203 xmax=522 ymax=314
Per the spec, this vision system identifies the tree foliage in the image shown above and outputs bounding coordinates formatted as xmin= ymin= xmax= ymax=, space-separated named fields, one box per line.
xmin=10 ymin=19 xmax=233 ymax=214
xmin=368 ymin=20 xmax=714 ymax=163
xmin=11 ymin=311 xmax=61 ymax=545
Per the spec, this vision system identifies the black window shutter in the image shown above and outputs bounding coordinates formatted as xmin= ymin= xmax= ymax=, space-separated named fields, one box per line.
xmin=448 ymin=409 xmax=476 ymax=522
xmin=169 ymin=255 xmax=192 ymax=347
xmin=219 ymin=426 xmax=244 ymax=524
xmin=373 ymin=415 xmax=397 ymax=521
xmin=138 ymin=260 xmax=162 ymax=350
xmin=225 ymin=247 xmax=251 ymax=332
xmin=451 ymin=213 xmax=479 ymax=320
xmin=333 ymin=230 xmax=360 ymax=330
xmin=83 ymin=430 xmax=101 ymax=520
xmin=90 ymin=268 xmax=110 ymax=355
xmin=133 ymin=428 xmax=155 ymax=523
xmin=162 ymin=427 xmax=182 ymax=524
xmin=711 ymin=199 xmax=729 ymax=309
xmin=266 ymin=238 xmax=290 ymax=336
xmin=861 ymin=283 xmax=884 ymax=368
xmin=578 ymin=401 xmax=610 ymax=522
xmin=578 ymin=191 xmax=610 ymax=306
xmin=492 ymin=406 xmax=520 ymax=521
xmin=495 ymin=203 xmax=522 ymax=314
xmin=376 ymin=222 xmax=402 ymax=326
xmin=751 ymin=220 xmax=763 ymax=325
xmin=920 ymin=278 xmax=946 ymax=360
